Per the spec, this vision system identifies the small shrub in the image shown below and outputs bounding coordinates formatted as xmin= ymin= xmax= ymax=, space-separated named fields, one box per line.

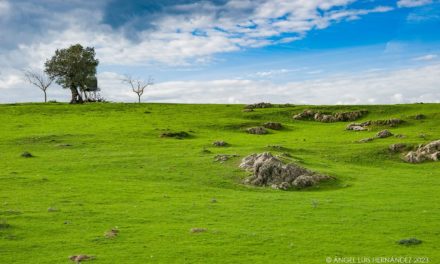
xmin=21 ymin=151 xmax=33 ymax=158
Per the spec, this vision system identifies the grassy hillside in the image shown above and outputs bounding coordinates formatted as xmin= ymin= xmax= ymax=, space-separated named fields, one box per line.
xmin=0 ymin=103 xmax=439 ymax=263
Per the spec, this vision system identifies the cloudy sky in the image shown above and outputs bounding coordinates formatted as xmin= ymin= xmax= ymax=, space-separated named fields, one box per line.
xmin=0 ymin=0 xmax=439 ymax=104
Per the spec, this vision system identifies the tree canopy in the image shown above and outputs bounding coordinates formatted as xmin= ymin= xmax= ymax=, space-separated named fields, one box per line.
xmin=45 ymin=44 xmax=99 ymax=104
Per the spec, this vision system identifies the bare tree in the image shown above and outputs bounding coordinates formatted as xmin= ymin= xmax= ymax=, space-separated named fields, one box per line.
xmin=23 ymin=70 xmax=54 ymax=102
xmin=122 ymin=75 xmax=154 ymax=103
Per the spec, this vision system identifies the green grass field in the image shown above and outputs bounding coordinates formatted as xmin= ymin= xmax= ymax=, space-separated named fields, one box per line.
xmin=0 ymin=103 xmax=439 ymax=263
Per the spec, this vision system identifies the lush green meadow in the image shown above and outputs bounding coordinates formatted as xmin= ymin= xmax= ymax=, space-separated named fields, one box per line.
xmin=0 ymin=103 xmax=439 ymax=263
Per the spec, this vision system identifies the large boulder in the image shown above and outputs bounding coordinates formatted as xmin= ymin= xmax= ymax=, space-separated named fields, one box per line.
xmin=404 ymin=140 xmax=440 ymax=163
xmin=239 ymin=153 xmax=330 ymax=190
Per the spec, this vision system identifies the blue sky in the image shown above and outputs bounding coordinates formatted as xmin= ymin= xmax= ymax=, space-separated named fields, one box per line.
xmin=0 ymin=0 xmax=439 ymax=104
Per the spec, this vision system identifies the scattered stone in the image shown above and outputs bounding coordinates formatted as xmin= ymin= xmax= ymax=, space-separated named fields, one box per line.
xmin=247 ymin=127 xmax=268 ymax=135
xmin=211 ymin=198 xmax=217 ymax=203
xmin=190 ymin=228 xmax=207 ymax=233
xmin=69 ymin=255 xmax=94 ymax=263
xmin=376 ymin=130 xmax=393 ymax=138
xmin=242 ymin=109 xmax=254 ymax=112
xmin=214 ymin=154 xmax=239 ymax=163
xmin=21 ymin=151 xmax=33 ymax=158
xmin=47 ymin=207 xmax=59 ymax=212
xmin=346 ymin=124 xmax=367 ymax=131
xmin=414 ymin=114 xmax=425 ymax=120
xmin=105 ymin=228 xmax=119 ymax=238
xmin=404 ymin=140 xmax=440 ymax=163
xmin=294 ymin=109 xmax=368 ymax=122
xmin=160 ymin=131 xmax=190 ymax=139
xmin=395 ymin=134 xmax=406 ymax=138
xmin=279 ymin=152 xmax=292 ymax=158
xmin=358 ymin=138 xmax=374 ymax=143
xmin=263 ymin=122 xmax=282 ymax=130
xmin=244 ymin=102 xmax=272 ymax=109
xmin=239 ymin=153 xmax=330 ymax=190
xmin=397 ymin=238 xmax=422 ymax=246
xmin=213 ymin=141 xmax=228 ymax=147
xmin=388 ymin=143 xmax=407 ymax=153
xmin=58 ymin=144 xmax=72 ymax=147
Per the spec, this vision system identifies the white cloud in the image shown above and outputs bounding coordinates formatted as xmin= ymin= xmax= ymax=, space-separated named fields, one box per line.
xmin=77 ymin=64 xmax=440 ymax=104
xmin=413 ymin=54 xmax=438 ymax=61
xmin=1 ymin=0 xmax=396 ymax=69
xmin=3 ymin=64 xmax=440 ymax=104
xmin=397 ymin=0 xmax=433 ymax=8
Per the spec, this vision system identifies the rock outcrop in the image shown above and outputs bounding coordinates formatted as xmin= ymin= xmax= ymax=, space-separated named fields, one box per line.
xmin=263 ymin=122 xmax=282 ymax=130
xmin=294 ymin=110 xmax=367 ymax=123
xmin=244 ymin=102 xmax=273 ymax=109
xmin=239 ymin=153 xmax=330 ymax=190
xmin=247 ymin=127 xmax=268 ymax=135
xmin=376 ymin=129 xmax=393 ymax=138
xmin=346 ymin=119 xmax=404 ymax=131
xmin=404 ymin=140 xmax=440 ymax=163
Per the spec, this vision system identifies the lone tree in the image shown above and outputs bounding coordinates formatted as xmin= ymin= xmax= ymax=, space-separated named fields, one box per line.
xmin=23 ymin=69 xmax=54 ymax=102
xmin=45 ymin=44 xmax=99 ymax=104
xmin=123 ymin=75 xmax=154 ymax=103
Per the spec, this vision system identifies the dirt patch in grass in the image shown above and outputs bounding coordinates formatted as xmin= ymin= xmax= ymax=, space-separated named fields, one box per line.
xmin=397 ymin=238 xmax=422 ymax=246
xmin=160 ymin=131 xmax=190 ymax=139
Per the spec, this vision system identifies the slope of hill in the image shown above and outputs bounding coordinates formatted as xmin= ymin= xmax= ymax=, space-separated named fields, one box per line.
xmin=0 ymin=103 xmax=439 ymax=263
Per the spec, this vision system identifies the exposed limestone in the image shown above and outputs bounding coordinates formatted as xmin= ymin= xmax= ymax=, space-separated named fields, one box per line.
xmin=244 ymin=102 xmax=273 ymax=109
xmin=388 ymin=143 xmax=407 ymax=153
xmin=239 ymin=153 xmax=330 ymax=190
xmin=376 ymin=130 xmax=393 ymax=138
xmin=247 ymin=127 xmax=268 ymax=135
xmin=403 ymin=140 xmax=440 ymax=163
xmin=294 ymin=109 xmax=368 ymax=123
xmin=214 ymin=154 xmax=239 ymax=163
xmin=347 ymin=118 xmax=404 ymax=131
xmin=263 ymin=122 xmax=282 ymax=130
xmin=358 ymin=138 xmax=374 ymax=143
xmin=213 ymin=141 xmax=228 ymax=147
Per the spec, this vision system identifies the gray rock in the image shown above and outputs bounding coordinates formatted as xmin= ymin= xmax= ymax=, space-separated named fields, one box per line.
xmin=239 ymin=153 xmax=330 ymax=190
xmin=376 ymin=130 xmax=393 ymax=138
xmin=247 ymin=127 xmax=268 ymax=135
xmin=404 ymin=140 xmax=440 ymax=163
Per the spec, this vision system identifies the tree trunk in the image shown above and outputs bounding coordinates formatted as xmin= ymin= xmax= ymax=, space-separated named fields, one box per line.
xmin=44 ymin=91 xmax=47 ymax=103
xmin=138 ymin=94 xmax=141 ymax=103
xmin=70 ymin=85 xmax=83 ymax=104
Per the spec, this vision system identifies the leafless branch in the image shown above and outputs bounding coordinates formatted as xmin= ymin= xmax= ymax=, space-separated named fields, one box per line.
xmin=122 ymin=75 xmax=154 ymax=103
xmin=23 ymin=69 xmax=54 ymax=102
